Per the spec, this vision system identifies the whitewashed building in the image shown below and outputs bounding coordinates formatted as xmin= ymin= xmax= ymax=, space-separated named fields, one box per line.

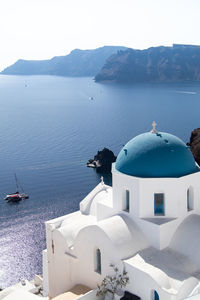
xmin=43 ymin=123 xmax=200 ymax=300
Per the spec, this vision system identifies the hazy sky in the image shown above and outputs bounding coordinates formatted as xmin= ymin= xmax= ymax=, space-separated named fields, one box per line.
xmin=0 ymin=0 xmax=200 ymax=70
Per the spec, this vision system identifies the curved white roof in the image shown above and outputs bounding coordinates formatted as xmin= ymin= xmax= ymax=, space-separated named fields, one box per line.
xmin=170 ymin=214 xmax=200 ymax=270
xmin=75 ymin=214 xmax=148 ymax=259
xmin=55 ymin=212 xmax=96 ymax=248
xmin=98 ymin=214 xmax=148 ymax=258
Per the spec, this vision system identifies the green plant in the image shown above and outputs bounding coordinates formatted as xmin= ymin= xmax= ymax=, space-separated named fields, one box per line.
xmin=96 ymin=264 xmax=129 ymax=299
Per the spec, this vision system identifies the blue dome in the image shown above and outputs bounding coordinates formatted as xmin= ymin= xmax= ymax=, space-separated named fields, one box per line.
xmin=116 ymin=132 xmax=199 ymax=178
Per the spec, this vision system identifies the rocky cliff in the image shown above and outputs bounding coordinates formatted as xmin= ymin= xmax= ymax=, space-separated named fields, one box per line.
xmin=95 ymin=44 xmax=200 ymax=83
xmin=187 ymin=128 xmax=200 ymax=166
xmin=1 ymin=46 xmax=126 ymax=76
xmin=87 ymin=148 xmax=116 ymax=173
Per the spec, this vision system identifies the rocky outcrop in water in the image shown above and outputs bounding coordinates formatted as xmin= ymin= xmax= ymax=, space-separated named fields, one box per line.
xmin=95 ymin=44 xmax=200 ymax=83
xmin=187 ymin=128 xmax=200 ymax=166
xmin=87 ymin=148 xmax=116 ymax=173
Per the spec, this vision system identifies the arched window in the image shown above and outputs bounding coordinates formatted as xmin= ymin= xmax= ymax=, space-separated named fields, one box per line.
xmin=187 ymin=187 xmax=194 ymax=211
xmin=95 ymin=248 xmax=101 ymax=274
xmin=125 ymin=190 xmax=130 ymax=211
xmin=153 ymin=290 xmax=159 ymax=300
xmin=124 ymin=189 xmax=130 ymax=212
xmin=154 ymin=193 xmax=164 ymax=215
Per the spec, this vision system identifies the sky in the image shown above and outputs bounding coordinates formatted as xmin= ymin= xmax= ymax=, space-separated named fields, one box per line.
xmin=0 ymin=0 xmax=200 ymax=70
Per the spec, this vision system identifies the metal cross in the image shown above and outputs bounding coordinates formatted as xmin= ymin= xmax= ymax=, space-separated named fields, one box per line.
xmin=151 ymin=121 xmax=157 ymax=133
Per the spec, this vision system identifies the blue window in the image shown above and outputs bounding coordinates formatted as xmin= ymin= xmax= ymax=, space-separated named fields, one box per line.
xmin=187 ymin=188 xmax=193 ymax=211
xmin=154 ymin=290 xmax=159 ymax=300
xmin=187 ymin=189 xmax=190 ymax=211
xmin=154 ymin=193 xmax=164 ymax=215
xmin=125 ymin=190 xmax=130 ymax=212
xmin=95 ymin=249 xmax=101 ymax=274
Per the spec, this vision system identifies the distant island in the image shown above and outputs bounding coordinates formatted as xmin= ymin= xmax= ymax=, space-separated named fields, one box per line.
xmin=95 ymin=44 xmax=200 ymax=83
xmin=3 ymin=44 xmax=200 ymax=83
xmin=1 ymin=46 xmax=126 ymax=76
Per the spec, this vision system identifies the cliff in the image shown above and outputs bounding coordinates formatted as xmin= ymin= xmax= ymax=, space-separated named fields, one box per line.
xmin=87 ymin=148 xmax=116 ymax=173
xmin=95 ymin=44 xmax=200 ymax=83
xmin=1 ymin=46 xmax=126 ymax=76
xmin=187 ymin=128 xmax=200 ymax=166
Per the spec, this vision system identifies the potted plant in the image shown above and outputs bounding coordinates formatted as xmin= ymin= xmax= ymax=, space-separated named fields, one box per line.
xmin=96 ymin=264 xmax=129 ymax=300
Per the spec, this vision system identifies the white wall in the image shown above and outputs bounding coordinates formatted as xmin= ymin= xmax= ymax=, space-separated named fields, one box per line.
xmin=124 ymin=261 xmax=176 ymax=300
xmin=42 ymin=250 xmax=49 ymax=297
xmin=112 ymin=168 xmax=140 ymax=217
xmin=112 ymin=167 xmax=200 ymax=250
xmin=45 ymin=221 xmax=75 ymax=298
xmin=72 ymin=225 xmax=122 ymax=288
xmin=170 ymin=214 xmax=200 ymax=270
xmin=113 ymin=166 xmax=200 ymax=219
xmin=44 ymin=164 xmax=200 ymax=298
xmin=124 ymin=261 xmax=198 ymax=300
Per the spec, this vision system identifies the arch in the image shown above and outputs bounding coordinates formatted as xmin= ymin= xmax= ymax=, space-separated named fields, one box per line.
xmin=94 ymin=248 xmax=101 ymax=274
xmin=151 ymin=290 xmax=159 ymax=300
xmin=187 ymin=186 xmax=194 ymax=211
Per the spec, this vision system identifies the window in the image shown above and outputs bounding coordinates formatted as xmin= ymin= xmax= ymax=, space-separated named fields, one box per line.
xmin=124 ymin=190 xmax=130 ymax=212
xmin=187 ymin=187 xmax=194 ymax=211
xmin=153 ymin=290 xmax=159 ymax=300
xmin=154 ymin=193 xmax=164 ymax=216
xmin=95 ymin=248 xmax=101 ymax=274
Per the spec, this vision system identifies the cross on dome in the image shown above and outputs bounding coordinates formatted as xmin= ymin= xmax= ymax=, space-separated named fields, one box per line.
xmin=151 ymin=121 xmax=157 ymax=134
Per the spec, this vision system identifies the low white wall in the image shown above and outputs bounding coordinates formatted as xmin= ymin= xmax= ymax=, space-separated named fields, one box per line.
xmin=42 ymin=249 xmax=49 ymax=297
xmin=124 ymin=261 xmax=176 ymax=300
xmin=77 ymin=289 xmax=103 ymax=300
xmin=176 ymin=277 xmax=199 ymax=300
xmin=124 ymin=260 xmax=198 ymax=300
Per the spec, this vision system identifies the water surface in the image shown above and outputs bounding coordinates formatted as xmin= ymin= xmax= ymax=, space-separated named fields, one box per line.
xmin=0 ymin=75 xmax=200 ymax=287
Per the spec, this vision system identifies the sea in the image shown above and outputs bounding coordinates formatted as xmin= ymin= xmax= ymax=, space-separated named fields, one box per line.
xmin=0 ymin=75 xmax=200 ymax=288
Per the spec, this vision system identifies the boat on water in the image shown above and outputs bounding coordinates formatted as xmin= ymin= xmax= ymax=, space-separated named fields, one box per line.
xmin=4 ymin=174 xmax=29 ymax=203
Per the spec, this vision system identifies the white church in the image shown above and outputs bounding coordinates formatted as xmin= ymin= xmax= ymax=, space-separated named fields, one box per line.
xmin=42 ymin=123 xmax=200 ymax=300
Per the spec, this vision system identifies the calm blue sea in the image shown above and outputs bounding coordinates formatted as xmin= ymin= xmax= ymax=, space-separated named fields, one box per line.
xmin=0 ymin=75 xmax=200 ymax=287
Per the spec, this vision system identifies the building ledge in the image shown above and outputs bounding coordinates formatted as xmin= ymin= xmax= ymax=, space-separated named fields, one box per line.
xmin=142 ymin=217 xmax=177 ymax=225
